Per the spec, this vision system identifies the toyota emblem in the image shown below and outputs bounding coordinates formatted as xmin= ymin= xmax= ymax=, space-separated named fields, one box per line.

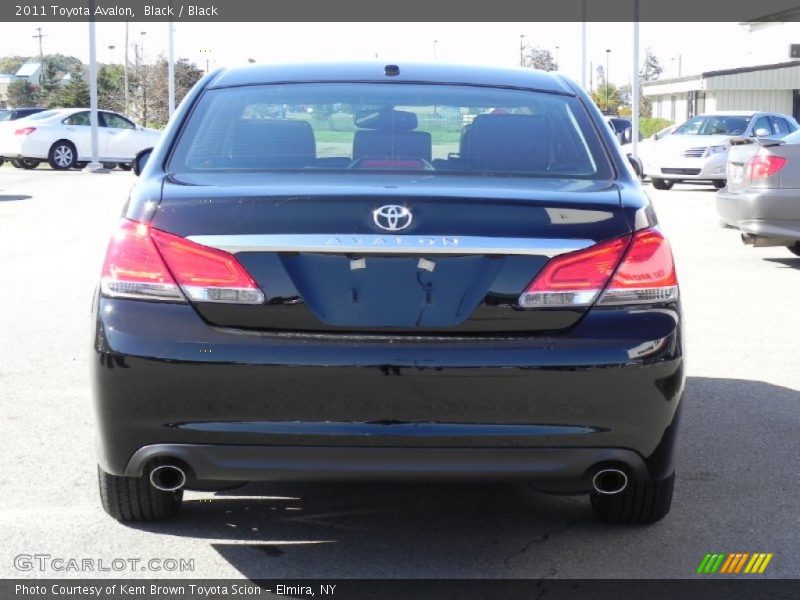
xmin=372 ymin=205 xmax=413 ymax=231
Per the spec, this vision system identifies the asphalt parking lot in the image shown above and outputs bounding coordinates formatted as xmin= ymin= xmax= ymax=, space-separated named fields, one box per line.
xmin=1 ymin=165 xmax=798 ymax=580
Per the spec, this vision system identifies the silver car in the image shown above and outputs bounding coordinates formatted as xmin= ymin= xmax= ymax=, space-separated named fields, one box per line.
xmin=716 ymin=130 xmax=800 ymax=256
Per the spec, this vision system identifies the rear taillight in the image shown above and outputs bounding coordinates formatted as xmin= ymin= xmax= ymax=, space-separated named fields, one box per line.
xmin=519 ymin=236 xmax=629 ymax=307
xmin=519 ymin=228 xmax=678 ymax=308
xmin=14 ymin=127 xmax=36 ymax=135
xmin=101 ymin=219 xmax=264 ymax=304
xmin=745 ymin=154 xmax=786 ymax=180
xmin=598 ymin=229 xmax=678 ymax=305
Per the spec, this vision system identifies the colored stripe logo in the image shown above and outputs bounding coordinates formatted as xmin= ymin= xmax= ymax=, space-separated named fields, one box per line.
xmin=696 ymin=553 xmax=773 ymax=574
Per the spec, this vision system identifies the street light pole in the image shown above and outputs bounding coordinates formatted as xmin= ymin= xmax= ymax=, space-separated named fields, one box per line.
xmin=581 ymin=0 xmax=587 ymax=89
xmin=140 ymin=31 xmax=147 ymax=127
xmin=605 ymin=48 xmax=611 ymax=112
xmin=200 ymin=48 xmax=212 ymax=74
xmin=123 ymin=21 xmax=129 ymax=115
xmin=167 ymin=19 xmax=175 ymax=117
xmin=519 ymin=34 xmax=525 ymax=67
xmin=433 ymin=40 xmax=438 ymax=60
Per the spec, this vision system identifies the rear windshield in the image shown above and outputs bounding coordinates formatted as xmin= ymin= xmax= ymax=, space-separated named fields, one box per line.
xmin=168 ymin=83 xmax=613 ymax=179
xmin=674 ymin=115 xmax=751 ymax=136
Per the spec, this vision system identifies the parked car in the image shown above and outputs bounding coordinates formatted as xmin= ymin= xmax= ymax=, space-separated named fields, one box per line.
xmin=0 ymin=107 xmax=47 ymax=167
xmin=0 ymin=108 xmax=161 ymax=170
xmin=0 ymin=107 xmax=46 ymax=121
xmin=636 ymin=124 xmax=676 ymax=173
xmin=716 ymin=131 xmax=800 ymax=256
xmin=605 ymin=116 xmax=644 ymax=178
xmin=93 ymin=63 xmax=684 ymax=525
xmin=641 ymin=111 xmax=798 ymax=190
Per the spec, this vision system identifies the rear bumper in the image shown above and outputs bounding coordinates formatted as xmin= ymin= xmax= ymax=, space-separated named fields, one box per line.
xmin=125 ymin=444 xmax=649 ymax=493
xmin=92 ymin=297 xmax=685 ymax=488
xmin=644 ymin=154 xmax=727 ymax=180
xmin=716 ymin=188 xmax=800 ymax=240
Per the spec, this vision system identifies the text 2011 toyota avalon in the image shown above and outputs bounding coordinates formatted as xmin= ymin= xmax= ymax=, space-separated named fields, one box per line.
xmin=93 ymin=63 xmax=684 ymax=524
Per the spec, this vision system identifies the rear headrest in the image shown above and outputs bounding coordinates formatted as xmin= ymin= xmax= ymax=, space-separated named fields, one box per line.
xmin=231 ymin=119 xmax=315 ymax=168
xmin=462 ymin=114 xmax=553 ymax=172
xmin=354 ymin=109 xmax=418 ymax=131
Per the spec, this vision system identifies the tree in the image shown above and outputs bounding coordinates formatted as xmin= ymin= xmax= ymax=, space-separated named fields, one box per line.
xmin=521 ymin=46 xmax=558 ymax=72
xmin=98 ymin=64 xmax=126 ymax=114
xmin=637 ymin=48 xmax=664 ymax=118
xmin=39 ymin=61 xmax=61 ymax=107
xmin=7 ymin=79 xmax=37 ymax=107
xmin=54 ymin=67 xmax=90 ymax=108
xmin=0 ymin=54 xmax=81 ymax=78
xmin=640 ymin=48 xmax=663 ymax=83
xmin=591 ymin=83 xmax=621 ymax=113
xmin=132 ymin=56 xmax=203 ymax=127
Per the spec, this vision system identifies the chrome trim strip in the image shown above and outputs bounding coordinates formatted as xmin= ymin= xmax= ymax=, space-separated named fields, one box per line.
xmin=186 ymin=234 xmax=595 ymax=257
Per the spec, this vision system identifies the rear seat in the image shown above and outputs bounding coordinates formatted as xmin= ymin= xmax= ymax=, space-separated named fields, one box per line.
xmin=461 ymin=114 xmax=553 ymax=172
xmin=353 ymin=110 xmax=432 ymax=162
xmin=230 ymin=119 xmax=316 ymax=169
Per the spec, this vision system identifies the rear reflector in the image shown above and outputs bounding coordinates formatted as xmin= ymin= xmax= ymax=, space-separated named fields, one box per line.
xmin=519 ymin=228 xmax=678 ymax=308
xmin=101 ymin=219 xmax=264 ymax=304
xmin=745 ymin=154 xmax=787 ymax=180
xmin=14 ymin=127 xmax=36 ymax=135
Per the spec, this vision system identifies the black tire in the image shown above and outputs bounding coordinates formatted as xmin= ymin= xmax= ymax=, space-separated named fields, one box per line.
xmin=713 ymin=180 xmax=725 ymax=189
xmin=102 ymin=162 xmax=117 ymax=170
xmin=97 ymin=465 xmax=183 ymax=522
xmin=590 ymin=472 xmax=674 ymax=524
xmin=48 ymin=141 xmax=77 ymax=170
xmin=118 ymin=163 xmax=132 ymax=171
xmin=72 ymin=162 xmax=88 ymax=170
xmin=787 ymin=242 xmax=800 ymax=257
xmin=12 ymin=159 xmax=40 ymax=169
xmin=651 ymin=178 xmax=674 ymax=191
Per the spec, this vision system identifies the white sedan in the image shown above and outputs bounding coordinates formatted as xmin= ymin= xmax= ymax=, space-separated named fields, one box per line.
xmin=0 ymin=108 xmax=161 ymax=170
xmin=641 ymin=111 xmax=798 ymax=190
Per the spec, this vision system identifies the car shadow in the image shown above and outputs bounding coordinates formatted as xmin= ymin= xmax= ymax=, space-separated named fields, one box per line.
xmin=763 ymin=257 xmax=800 ymax=269
xmin=0 ymin=194 xmax=32 ymax=202
xmin=126 ymin=376 xmax=800 ymax=578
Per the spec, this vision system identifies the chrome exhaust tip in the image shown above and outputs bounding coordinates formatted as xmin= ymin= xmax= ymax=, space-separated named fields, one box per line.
xmin=592 ymin=468 xmax=628 ymax=495
xmin=149 ymin=464 xmax=187 ymax=492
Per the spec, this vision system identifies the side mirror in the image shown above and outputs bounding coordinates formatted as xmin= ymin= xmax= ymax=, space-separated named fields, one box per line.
xmin=132 ymin=147 xmax=153 ymax=176
xmin=627 ymin=154 xmax=642 ymax=177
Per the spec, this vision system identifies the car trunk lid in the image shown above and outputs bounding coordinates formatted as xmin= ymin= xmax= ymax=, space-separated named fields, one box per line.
xmin=150 ymin=172 xmax=630 ymax=334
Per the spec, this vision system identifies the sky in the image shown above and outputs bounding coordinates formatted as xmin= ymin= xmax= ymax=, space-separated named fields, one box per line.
xmin=1 ymin=21 xmax=800 ymax=87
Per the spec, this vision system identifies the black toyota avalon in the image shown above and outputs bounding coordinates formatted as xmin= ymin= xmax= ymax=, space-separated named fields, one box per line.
xmin=93 ymin=63 xmax=684 ymax=524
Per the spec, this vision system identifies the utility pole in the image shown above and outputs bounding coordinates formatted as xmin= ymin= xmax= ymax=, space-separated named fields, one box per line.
xmin=519 ymin=34 xmax=525 ymax=67
xmin=124 ymin=21 xmax=129 ymax=115
xmin=33 ymin=27 xmax=46 ymax=86
xmin=632 ymin=0 xmax=640 ymax=163
xmin=140 ymin=31 xmax=147 ymax=127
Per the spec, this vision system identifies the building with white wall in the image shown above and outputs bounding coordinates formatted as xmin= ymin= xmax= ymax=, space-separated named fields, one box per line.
xmin=642 ymin=60 xmax=800 ymax=125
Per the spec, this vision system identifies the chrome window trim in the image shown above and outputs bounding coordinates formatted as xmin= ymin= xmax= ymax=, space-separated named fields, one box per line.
xmin=186 ymin=234 xmax=595 ymax=257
